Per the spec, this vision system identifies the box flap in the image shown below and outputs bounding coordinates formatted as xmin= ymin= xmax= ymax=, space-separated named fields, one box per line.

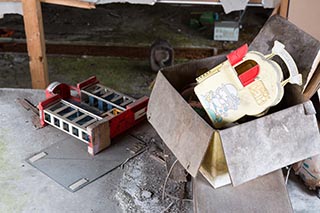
xmin=220 ymin=101 xmax=320 ymax=186
xmin=147 ymin=71 xmax=214 ymax=177
xmin=160 ymin=55 xmax=227 ymax=92
xmin=249 ymin=15 xmax=320 ymax=103
xmin=193 ymin=170 xmax=293 ymax=213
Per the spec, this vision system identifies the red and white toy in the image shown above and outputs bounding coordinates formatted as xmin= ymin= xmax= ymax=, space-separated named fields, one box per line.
xmin=38 ymin=76 xmax=148 ymax=155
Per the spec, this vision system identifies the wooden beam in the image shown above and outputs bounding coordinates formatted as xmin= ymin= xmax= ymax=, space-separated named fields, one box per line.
xmin=0 ymin=0 xmax=95 ymax=9
xmin=280 ymin=0 xmax=289 ymax=18
xmin=41 ymin=0 xmax=95 ymax=9
xmin=270 ymin=3 xmax=280 ymax=17
xmin=22 ymin=0 xmax=49 ymax=89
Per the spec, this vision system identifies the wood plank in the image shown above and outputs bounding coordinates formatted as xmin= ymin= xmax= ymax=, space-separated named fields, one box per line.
xmin=0 ymin=0 xmax=95 ymax=9
xmin=21 ymin=0 xmax=49 ymax=89
xmin=270 ymin=2 xmax=280 ymax=16
xmin=303 ymin=65 xmax=320 ymax=100
xmin=280 ymin=0 xmax=289 ymax=18
xmin=41 ymin=0 xmax=95 ymax=9
xmin=193 ymin=171 xmax=293 ymax=213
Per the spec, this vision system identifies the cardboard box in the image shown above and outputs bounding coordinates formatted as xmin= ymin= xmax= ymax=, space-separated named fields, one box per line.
xmin=147 ymin=16 xmax=320 ymax=188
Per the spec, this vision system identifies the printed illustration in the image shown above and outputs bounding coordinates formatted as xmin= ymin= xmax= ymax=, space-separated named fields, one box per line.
xmin=199 ymin=84 xmax=240 ymax=123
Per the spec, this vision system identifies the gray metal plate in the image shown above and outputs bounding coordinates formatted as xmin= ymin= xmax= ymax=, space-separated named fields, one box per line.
xmin=193 ymin=170 xmax=293 ymax=213
xmin=27 ymin=134 xmax=144 ymax=192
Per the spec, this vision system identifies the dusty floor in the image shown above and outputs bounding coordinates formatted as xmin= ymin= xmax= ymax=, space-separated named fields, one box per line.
xmin=0 ymin=89 xmax=192 ymax=213
xmin=1 ymin=88 xmax=320 ymax=212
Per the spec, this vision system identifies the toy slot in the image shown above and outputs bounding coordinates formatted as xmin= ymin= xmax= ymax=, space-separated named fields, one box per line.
xmin=110 ymin=95 xmax=123 ymax=105
xmin=85 ymin=85 xmax=101 ymax=93
xmin=120 ymin=98 xmax=133 ymax=107
xmin=101 ymin=91 xmax=115 ymax=100
xmin=67 ymin=111 xmax=84 ymax=121
xmin=76 ymin=115 xmax=95 ymax=126
xmin=57 ymin=106 xmax=75 ymax=116
xmin=234 ymin=60 xmax=260 ymax=87
xmin=48 ymin=102 xmax=66 ymax=112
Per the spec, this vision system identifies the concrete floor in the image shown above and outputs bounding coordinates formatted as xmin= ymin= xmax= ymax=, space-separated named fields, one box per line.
xmin=1 ymin=89 xmax=320 ymax=213
xmin=0 ymin=89 xmax=191 ymax=213
xmin=287 ymin=173 xmax=320 ymax=213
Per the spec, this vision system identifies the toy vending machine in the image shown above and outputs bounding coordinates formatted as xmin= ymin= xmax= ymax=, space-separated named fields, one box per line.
xmin=195 ymin=41 xmax=302 ymax=128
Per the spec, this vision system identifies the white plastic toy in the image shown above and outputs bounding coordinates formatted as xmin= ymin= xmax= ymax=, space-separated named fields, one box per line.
xmin=195 ymin=41 xmax=302 ymax=128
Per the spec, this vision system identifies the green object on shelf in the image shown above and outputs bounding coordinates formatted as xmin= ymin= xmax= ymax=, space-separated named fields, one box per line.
xmin=200 ymin=12 xmax=215 ymax=25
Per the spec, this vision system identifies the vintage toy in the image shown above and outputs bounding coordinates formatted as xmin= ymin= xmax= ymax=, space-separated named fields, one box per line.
xmin=194 ymin=41 xmax=302 ymax=128
xmin=38 ymin=76 xmax=148 ymax=155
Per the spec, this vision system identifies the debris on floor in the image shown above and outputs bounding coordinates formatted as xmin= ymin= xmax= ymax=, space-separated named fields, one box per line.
xmin=293 ymin=156 xmax=320 ymax=191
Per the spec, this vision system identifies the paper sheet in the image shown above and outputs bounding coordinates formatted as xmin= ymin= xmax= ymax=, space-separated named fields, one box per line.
xmin=0 ymin=3 xmax=23 ymax=19
xmin=220 ymin=0 xmax=249 ymax=13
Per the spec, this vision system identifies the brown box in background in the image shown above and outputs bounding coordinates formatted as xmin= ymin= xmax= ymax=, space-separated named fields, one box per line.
xmin=288 ymin=0 xmax=320 ymax=42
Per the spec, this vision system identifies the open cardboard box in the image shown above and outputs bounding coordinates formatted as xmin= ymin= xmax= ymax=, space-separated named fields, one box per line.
xmin=147 ymin=16 xmax=320 ymax=188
